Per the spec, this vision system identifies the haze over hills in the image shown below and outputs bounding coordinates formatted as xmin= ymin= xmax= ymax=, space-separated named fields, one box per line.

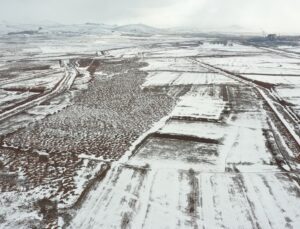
xmin=0 ymin=22 xmax=159 ymax=35
xmin=113 ymin=24 xmax=164 ymax=34
xmin=0 ymin=22 xmax=265 ymax=36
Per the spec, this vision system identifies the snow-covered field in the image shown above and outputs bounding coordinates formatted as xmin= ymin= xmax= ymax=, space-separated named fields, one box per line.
xmin=200 ymin=54 xmax=300 ymax=75
xmin=142 ymin=72 xmax=237 ymax=87
xmin=142 ymin=57 xmax=211 ymax=72
xmin=0 ymin=25 xmax=299 ymax=228
xmin=70 ymin=38 xmax=300 ymax=228
xmin=171 ymin=95 xmax=226 ymax=121
xmin=70 ymin=166 xmax=299 ymax=229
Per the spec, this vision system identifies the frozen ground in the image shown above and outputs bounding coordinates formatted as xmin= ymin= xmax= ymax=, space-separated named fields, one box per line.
xmin=0 ymin=25 xmax=299 ymax=228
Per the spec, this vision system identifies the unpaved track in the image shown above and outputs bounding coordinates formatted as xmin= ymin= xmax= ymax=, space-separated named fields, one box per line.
xmin=192 ymin=58 xmax=300 ymax=150
xmin=0 ymin=69 xmax=61 ymax=86
xmin=0 ymin=61 xmax=78 ymax=123
xmin=255 ymin=46 xmax=300 ymax=59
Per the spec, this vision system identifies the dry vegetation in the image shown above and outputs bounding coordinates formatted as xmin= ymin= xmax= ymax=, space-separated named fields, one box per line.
xmin=0 ymin=57 xmax=176 ymax=227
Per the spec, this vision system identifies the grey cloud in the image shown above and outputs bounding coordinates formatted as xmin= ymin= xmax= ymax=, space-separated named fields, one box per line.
xmin=0 ymin=0 xmax=299 ymax=33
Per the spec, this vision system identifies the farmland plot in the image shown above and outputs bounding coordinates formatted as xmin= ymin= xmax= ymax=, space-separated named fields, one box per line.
xmin=200 ymin=54 xmax=300 ymax=75
xmin=142 ymin=57 xmax=211 ymax=72
xmin=142 ymin=72 xmax=238 ymax=88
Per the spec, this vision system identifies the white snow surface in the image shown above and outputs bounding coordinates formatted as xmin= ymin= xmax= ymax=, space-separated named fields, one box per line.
xmin=171 ymin=95 xmax=226 ymax=120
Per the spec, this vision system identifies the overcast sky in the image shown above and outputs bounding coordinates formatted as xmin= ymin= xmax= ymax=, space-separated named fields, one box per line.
xmin=0 ymin=0 xmax=299 ymax=33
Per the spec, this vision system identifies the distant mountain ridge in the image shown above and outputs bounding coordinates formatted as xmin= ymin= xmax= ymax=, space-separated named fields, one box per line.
xmin=0 ymin=22 xmax=271 ymax=36
xmin=0 ymin=22 xmax=167 ymax=36
xmin=113 ymin=24 xmax=164 ymax=34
